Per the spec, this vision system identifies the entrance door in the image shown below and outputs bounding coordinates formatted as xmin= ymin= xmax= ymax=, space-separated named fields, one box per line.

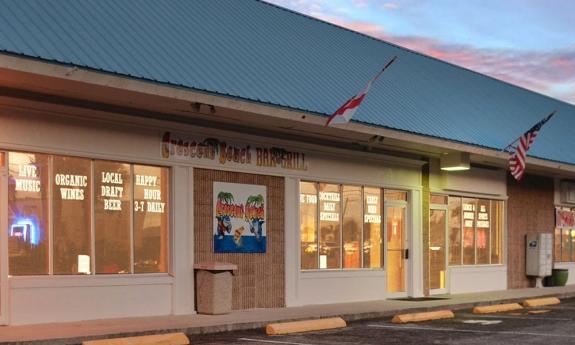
xmin=429 ymin=207 xmax=448 ymax=294
xmin=0 ymin=152 xmax=7 ymax=324
xmin=386 ymin=204 xmax=407 ymax=295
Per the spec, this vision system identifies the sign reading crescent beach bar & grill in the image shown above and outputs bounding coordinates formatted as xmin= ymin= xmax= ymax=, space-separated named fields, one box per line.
xmin=213 ymin=182 xmax=266 ymax=253
xmin=161 ymin=132 xmax=308 ymax=171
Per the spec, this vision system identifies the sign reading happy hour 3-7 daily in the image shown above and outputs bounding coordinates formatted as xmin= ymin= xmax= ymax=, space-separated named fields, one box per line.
xmin=213 ymin=182 xmax=266 ymax=253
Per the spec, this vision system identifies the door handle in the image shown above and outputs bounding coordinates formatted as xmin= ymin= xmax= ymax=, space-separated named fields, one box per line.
xmin=405 ymin=249 xmax=409 ymax=260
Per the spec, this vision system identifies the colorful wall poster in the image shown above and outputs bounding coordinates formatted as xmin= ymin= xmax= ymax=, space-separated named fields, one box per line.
xmin=213 ymin=182 xmax=266 ymax=253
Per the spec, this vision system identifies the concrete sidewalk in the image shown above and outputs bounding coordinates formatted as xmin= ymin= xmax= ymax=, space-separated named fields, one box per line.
xmin=3 ymin=285 xmax=575 ymax=345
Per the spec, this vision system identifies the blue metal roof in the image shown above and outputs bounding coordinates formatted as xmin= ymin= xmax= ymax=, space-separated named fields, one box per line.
xmin=1 ymin=0 xmax=574 ymax=165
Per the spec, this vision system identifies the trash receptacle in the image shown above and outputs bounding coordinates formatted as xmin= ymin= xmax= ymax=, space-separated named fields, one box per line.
xmin=552 ymin=268 xmax=569 ymax=287
xmin=194 ymin=262 xmax=238 ymax=315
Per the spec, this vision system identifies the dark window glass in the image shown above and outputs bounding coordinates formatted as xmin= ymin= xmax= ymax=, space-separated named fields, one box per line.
xmin=8 ymin=152 xmax=50 ymax=275
xmin=94 ymin=161 xmax=131 ymax=274
xmin=300 ymin=182 xmax=318 ymax=269
xmin=52 ymin=156 xmax=92 ymax=274
xmin=133 ymin=165 xmax=169 ymax=273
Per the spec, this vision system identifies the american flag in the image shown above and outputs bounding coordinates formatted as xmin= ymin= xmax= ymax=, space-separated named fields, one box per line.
xmin=326 ymin=56 xmax=397 ymax=126
xmin=508 ymin=111 xmax=556 ymax=181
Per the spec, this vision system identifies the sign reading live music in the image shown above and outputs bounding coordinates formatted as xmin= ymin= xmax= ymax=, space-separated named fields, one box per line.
xmin=161 ymin=132 xmax=308 ymax=171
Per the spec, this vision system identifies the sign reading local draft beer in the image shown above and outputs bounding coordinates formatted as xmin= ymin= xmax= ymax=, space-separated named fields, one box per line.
xmin=100 ymin=171 xmax=125 ymax=211
xmin=161 ymin=132 xmax=308 ymax=171
xmin=213 ymin=182 xmax=266 ymax=253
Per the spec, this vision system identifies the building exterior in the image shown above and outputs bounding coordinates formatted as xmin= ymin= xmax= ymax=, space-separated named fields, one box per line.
xmin=0 ymin=0 xmax=574 ymax=326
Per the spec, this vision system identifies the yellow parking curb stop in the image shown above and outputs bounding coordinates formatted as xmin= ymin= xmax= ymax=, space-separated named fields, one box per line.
xmin=266 ymin=317 xmax=347 ymax=335
xmin=522 ymin=297 xmax=560 ymax=308
xmin=83 ymin=332 xmax=189 ymax=345
xmin=473 ymin=303 xmax=523 ymax=314
xmin=391 ymin=310 xmax=454 ymax=324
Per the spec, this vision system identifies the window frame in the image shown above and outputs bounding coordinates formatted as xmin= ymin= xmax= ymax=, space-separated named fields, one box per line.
xmin=5 ymin=149 xmax=172 ymax=277
xmin=299 ymin=179 xmax=406 ymax=272
xmin=435 ymin=193 xmax=506 ymax=267
xmin=554 ymin=206 xmax=575 ymax=263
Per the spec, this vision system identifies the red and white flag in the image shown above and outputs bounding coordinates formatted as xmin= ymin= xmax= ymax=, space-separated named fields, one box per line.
xmin=326 ymin=56 xmax=397 ymax=127
xmin=507 ymin=111 xmax=555 ymax=181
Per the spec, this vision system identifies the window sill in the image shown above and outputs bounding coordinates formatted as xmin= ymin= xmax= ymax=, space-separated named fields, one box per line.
xmin=10 ymin=273 xmax=174 ymax=289
xmin=300 ymin=269 xmax=385 ymax=279
xmin=448 ymin=265 xmax=506 ymax=273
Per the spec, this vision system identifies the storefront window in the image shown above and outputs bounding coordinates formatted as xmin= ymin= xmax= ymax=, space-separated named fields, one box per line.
xmin=554 ymin=207 xmax=575 ymax=263
xmin=319 ymin=183 xmax=341 ymax=269
xmin=300 ymin=182 xmax=389 ymax=270
xmin=363 ymin=187 xmax=382 ymax=268
xmin=6 ymin=151 xmax=171 ymax=276
xmin=133 ymin=165 xmax=169 ymax=273
xmin=448 ymin=197 xmax=462 ymax=265
xmin=300 ymin=182 xmax=318 ymax=269
xmin=52 ymin=156 xmax=92 ymax=275
xmin=447 ymin=196 xmax=504 ymax=266
xmin=342 ymin=185 xmax=361 ymax=269
xmin=8 ymin=152 xmax=50 ymax=275
xmin=94 ymin=161 xmax=132 ymax=274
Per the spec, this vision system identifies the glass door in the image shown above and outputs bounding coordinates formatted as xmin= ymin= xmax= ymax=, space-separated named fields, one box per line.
xmin=0 ymin=152 xmax=7 ymax=324
xmin=429 ymin=207 xmax=448 ymax=294
xmin=386 ymin=205 xmax=407 ymax=295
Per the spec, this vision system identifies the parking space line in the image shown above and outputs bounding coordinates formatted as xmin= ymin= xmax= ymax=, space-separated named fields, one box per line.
xmin=457 ymin=313 xmax=571 ymax=321
xmin=238 ymin=337 xmax=319 ymax=345
xmin=368 ymin=324 xmax=575 ymax=338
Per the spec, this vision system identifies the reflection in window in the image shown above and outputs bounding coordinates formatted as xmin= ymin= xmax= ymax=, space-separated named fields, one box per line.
xmin=319 ymin=183 xmax=341 ymax=269
xmin=462 ymin=198 xmax=476 ymax=265
xmin=385 ymin=190 xmax=407 ymax=201
xmin=448 ymin=197 xmax=462 ymax=265
xmin=8 ymin=152 xmax=50 ymax=275
xmin=52 ymin=156 xmax=92 ymax=274
xmin=300 ymin=182 xmax=318 ymax=269
xmin=476 ymin=199 xmax=490 ymax=265
xmin=554 ymin=228 xmax=562 ymax=262
xmin=430 ymin=194 xmax=448 ymax=205
xmin=491 ymin=201 xmax=504 ymax=264
xmin=94 ymin=161 xmax=132 ymax=274
xmin=562 ymin=229 xmax=571 ymax=263
xmin=363 ymin=187 xmax=382 ymax=268
xmin=342 ymin=185 xmax=361 ymax=269
xmin=133 ymin=165 xmax=169 ymax=273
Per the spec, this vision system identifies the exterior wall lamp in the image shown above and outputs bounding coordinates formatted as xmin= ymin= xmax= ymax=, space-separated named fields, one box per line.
xmin=440 ymin=152 xmax=470 ymax=171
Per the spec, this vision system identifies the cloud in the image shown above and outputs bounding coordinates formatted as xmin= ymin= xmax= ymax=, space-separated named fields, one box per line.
xmin=382 ymin=2 xmax=399 ymax=10
xmin=264 ymin=0 xmax=575 ymax=104
xmin=387 ymin=35 xmax=575 ymax=104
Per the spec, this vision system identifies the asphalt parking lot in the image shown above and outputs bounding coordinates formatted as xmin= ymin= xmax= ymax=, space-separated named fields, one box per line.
xmin=187 ymin=297 xmax=575 ymax=345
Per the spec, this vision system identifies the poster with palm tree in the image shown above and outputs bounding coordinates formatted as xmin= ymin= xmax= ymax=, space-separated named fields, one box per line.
xmin=213 ymin=182 xmax=266 ymax=253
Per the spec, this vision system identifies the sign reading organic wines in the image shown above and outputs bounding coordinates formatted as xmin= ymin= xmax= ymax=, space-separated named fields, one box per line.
xmin=213 ymin=182 xmax=266 ymax=253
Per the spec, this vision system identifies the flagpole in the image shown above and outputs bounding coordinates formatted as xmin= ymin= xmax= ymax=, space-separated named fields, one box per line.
xmin=502 ymin=110 xmax=556 ymax=152
xmin=374 ymin=55 xmax=398 ymax=81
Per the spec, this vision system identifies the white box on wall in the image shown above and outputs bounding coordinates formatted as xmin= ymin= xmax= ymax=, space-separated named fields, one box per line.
xmin=525 ymin=233 xmax=552 ymax=277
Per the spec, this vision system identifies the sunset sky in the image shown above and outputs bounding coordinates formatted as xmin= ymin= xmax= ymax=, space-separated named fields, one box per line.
xmin=266 ymin=0 xmax=575 ymax=105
